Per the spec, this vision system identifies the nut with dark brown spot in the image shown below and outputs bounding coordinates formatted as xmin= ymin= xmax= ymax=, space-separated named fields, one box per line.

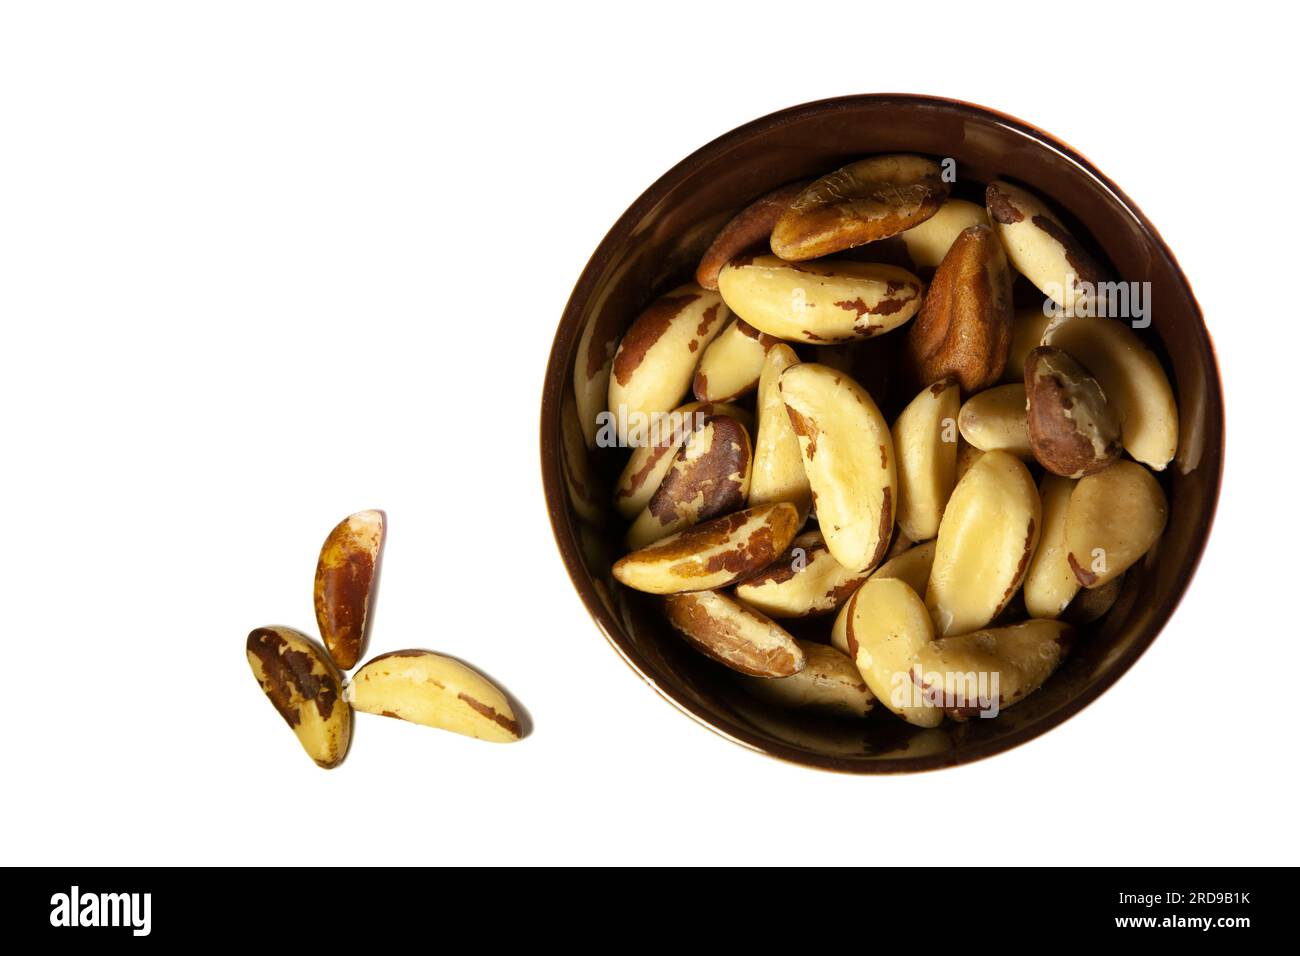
xmin=345 ymin=650 xmax=521 ymax=743
xmin=611 ymin=502 xmax=801 ymax=594
xmin=695 ymin=180 xmax=811 ymax=290
xmin=904 ymin=224 xmax=1012 ymax=393
xmin=612 ymin=401 xmax=753 ymax=520
xmin=716 ymin=254 xmax=922 ymax=344
xmin=247 ymin=626 xmax=352 ymax=768
xmin=985 ymin=181 xmax=1106 ymax=315
xmin=314 ymin=510 xmax=385 ymax=670
xmin=733 ymin=529 xmax=870 ymax=618
xmin=606 ymin=282 xmax=730 ymax=444
xmin=625 ymin=414 xmax=752 ymax=549
xmin=770 ymin=155 xmax=950 ymax=261
xmin=1025 ymin=346 xmax=1122 ymax=478
xmin=663 ymin=590 xmax=804 ymax=677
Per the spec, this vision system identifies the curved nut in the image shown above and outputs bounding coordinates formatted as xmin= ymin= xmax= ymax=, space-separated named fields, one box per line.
xmin=1025 ymin=346 xmax=1122 ymax=477
xmin=845 ymin=577 xmax=943 ymax=727
xmin=910 ymin=620 xmax=1072 ymax=719
xmin=625 ymin=414 xmax=752 ymax=550
xmin=870 ymin=539 xmax=937 ymax=596
xmin=926 ymin=450 xmax=1040 ymax=636
xmin=247 ymin=626 xmax=351 ymax=768
xmin=958 ymin=383 xmax=1032 ymax=459
xmin=1042 ymin=315 xmax=1178 ymax=470
xmin=1023 ymin=474 xmax=1080 ymax=619
xmin=892 ymin=380 xmax=960 ymax=541
xmin=612 ymin=502 xmax=801 ymax=594
xmin=770 ymin=155 xmax=950 ymax=261
xmin=345 ymin=650 xmax=521 ymax=743
xmin=905 ymin=224 xmax=1013 ymax=392
xmin=717 ymin=255 xmax=922 ymax=344
xmin=663 ymin=590 xmax=804 ymax=677
xmin=954 ymin=436 xmax=984 ymax=482
xmin=606 ymin=283 xmax=729 ymax=443
xmin=739 ymin=641 xmax=873 ymax=717
xmin=779 ymin=363 xmax=897 ymax=572
xmin=749 ymin=344 xmax=811 ymax=510
xmin=613 ymin=401 xmax=752 ymax=520
xmin=986 ymin=180 xmax=1106 ymax=315
xmin=695 ymin=180 xmax=811 ymax=290
xmin=734 ymin=530 xmax=869 ymax=618
xmin=1000 ymin=304 xmax=1054 ymax=384
xmin=693 ymin=317 xmax=780 ymax=402
xmin=898 ymin=197 xmax=990 ymax=269
xmin=314 ymin=509 xmax=384 ymax=670
xmin=1064 ymin=460 xmax=1167 ymax=588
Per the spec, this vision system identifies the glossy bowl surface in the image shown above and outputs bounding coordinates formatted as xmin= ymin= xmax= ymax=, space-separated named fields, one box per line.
xmin=540 ymin=94 xmax=1223 ymax=772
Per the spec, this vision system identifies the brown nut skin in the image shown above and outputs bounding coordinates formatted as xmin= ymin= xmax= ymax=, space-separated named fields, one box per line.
xmin=905 ymin=224 xmax=1012 ymax=393
xmin=695 ymin=180 xmax=811 ymax=290
xmin=625 ymin=414 xmax=752 ymax=550
xmin=663 ymin=590 xmax=805 ymax=677
xmin=246 ymin=626 xmax=351 ymax=769
xmin=771 ymin=155 xmax=950 ymax=261
xmin=314 ymin=510 xmax=385 ymax=670
xmin=1025 ymin=346 xmax=1122 ymax=478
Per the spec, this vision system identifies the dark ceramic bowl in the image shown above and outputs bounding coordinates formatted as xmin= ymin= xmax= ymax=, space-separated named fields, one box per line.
xmin=540 ymin=94 xmax=1223 ymax=772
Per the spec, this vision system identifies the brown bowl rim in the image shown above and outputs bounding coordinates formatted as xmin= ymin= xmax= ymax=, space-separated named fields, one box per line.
xmin=539 ymin=92 xmax=1224 ymax=773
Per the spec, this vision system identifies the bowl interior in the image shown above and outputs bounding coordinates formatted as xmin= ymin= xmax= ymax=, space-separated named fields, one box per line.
xmin=543 ymin=95 xmax=1222 ymax=771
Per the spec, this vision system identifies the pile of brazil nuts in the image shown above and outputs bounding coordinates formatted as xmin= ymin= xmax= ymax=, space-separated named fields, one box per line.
xmin=246 ymin=510 xmax=521 ymax=769
xmin=592 ymin=154 xmax=1176 ymax=724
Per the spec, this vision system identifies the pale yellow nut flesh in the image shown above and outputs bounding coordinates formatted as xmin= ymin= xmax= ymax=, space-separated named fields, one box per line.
xmin=958 ymin=383 xmax=1032 ymax=460
xmin=748 ymin=345 xmax=809 ymax=510
xmin=779 ymin=363 xmax=897 ymax=572
xmin=613 ymin=401 xmax=752 ymax=520
xmin=717 ymin=255 xmax=922 ymax=344
xmin=898 ymin=198 xmax=990 ymax=269
xmin=692 ymin=317 xmax=777 ymax=403
xmin=663 ymin=590 xmax=805 ymax=677
xmin=738 ymin=641 xmax=873 ymax=717
xmin=845 ymin=577 xmax=943 ymax=727
xmin=247 ymin=626 xmax=352 ymax=769
xmin=1042 ymin=314 xmax=1178 ymax=470
xmin=986 ymin=180 xmax=1105 ymax=316
xmin=910 ymin=620 xmax=1072 ymax=719
xmin=346 ymin=650 xmax=521 ymax=743
xmin=870 ymin=540 xmax=937 ymax=596
xmin=606 ymin=283 xmax=730 ymax=444
xmin=624 ymin=414 xmax=752 ymax=550
xmin=612 ymin=502 xmax=801 ymax=594
xmin=1064 ymin=460 xmax=1168 ymax=588
xmin=734 ymin=530 xmax=869 ymax=618
xmin=926 ymin=450 xmax=1041 ymax=637
xmin=892 ymin=381 xmax=959 ymax=542
xmin=1023 ymin=474 xmax=1080 ymax=619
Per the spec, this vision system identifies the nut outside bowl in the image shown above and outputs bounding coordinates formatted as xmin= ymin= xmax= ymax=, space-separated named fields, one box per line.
xmin=540 ymin=94 xmax=1223 ymax=773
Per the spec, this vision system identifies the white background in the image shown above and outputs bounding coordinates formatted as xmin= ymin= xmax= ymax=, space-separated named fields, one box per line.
xmin=2 ymin=2 xmax=1295 ymax=866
